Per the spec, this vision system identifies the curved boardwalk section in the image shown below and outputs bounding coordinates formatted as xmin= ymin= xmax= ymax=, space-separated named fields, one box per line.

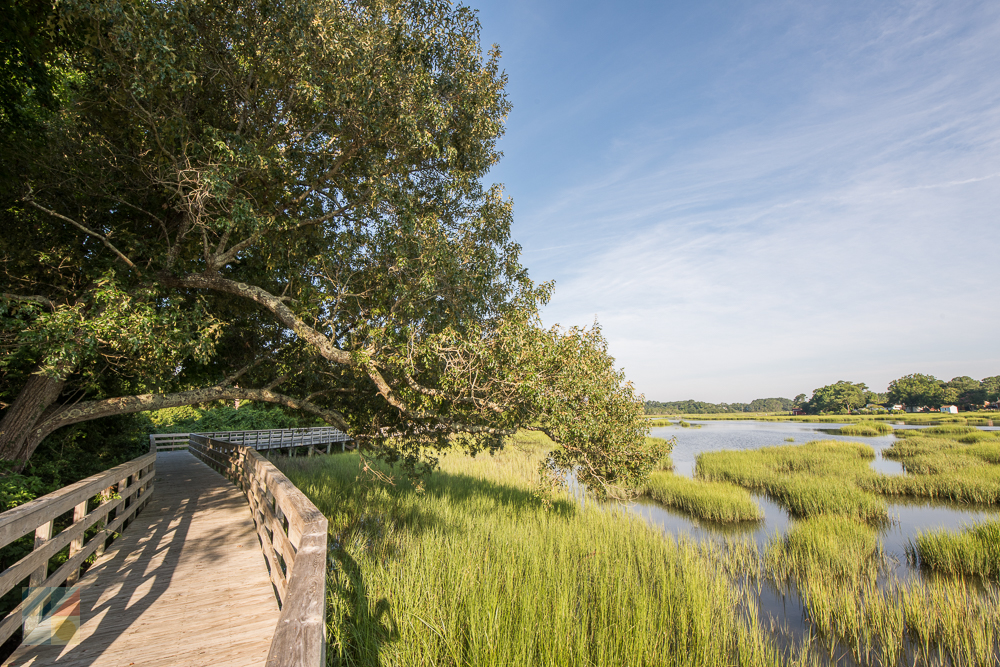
xmin=5 ymin=451 xmax=279 ymax=667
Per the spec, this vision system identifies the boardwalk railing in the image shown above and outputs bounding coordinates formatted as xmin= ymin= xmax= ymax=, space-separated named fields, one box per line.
xmin=0 ymin=446 xmax=156 ymax=645
xmin=188 ymin=434 xmax=328 ymax=667
xmin=150 ymin=426 xmax=351 ymax=453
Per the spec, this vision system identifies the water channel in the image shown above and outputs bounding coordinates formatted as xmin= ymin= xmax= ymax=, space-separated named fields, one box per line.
xmin=609 ymin=420 xmax=999 ymax=660
xmin=630 ymin=420 xmax=997 ymax=567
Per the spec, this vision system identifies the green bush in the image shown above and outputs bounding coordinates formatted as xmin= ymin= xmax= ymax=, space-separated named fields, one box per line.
xmin=149 ymin=404 xmax=318 ymax=433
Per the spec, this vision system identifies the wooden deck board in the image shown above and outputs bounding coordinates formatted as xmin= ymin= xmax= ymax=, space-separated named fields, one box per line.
xmin=4 ymin=451 xmax=280 ymax=667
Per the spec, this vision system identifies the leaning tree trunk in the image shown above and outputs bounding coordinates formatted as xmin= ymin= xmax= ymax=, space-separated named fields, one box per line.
xmin=0 ymin=367 xmax=69 ymax=464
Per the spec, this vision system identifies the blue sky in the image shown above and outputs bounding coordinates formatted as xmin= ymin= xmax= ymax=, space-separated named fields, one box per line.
xmin=470 ymin=0 xmax=1000 ymax=403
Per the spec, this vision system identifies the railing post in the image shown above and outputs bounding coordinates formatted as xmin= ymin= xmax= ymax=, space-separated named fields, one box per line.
xmin=65 ymin=500 xmax=88 ymax=585
xmin=29 ymin=521 xmax=54 ymax=587
xmin=94 ymin=484 xmax=115 ymax=559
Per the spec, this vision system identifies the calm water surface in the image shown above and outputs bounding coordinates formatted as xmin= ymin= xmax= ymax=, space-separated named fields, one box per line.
xmin=628 ymin=420 xmax=998 ymax=571
xmin=612 ymin=419 xmax=999 ymax=656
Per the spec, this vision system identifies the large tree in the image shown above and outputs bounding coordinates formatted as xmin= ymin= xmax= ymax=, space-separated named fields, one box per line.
xmin=1 ymin=0 xmax=662 ymax=494
xmin=804 ymin=381 xmax=871 ymax=414
xmin=886 ymin=373 xmax=945 ymax=410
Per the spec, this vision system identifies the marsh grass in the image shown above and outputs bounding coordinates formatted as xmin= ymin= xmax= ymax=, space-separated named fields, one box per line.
xmin=748 ymin=515 xmax=1000 ymax=667
xmin=640 ymin=471 xmax=763 ymax=522
xmin=764 ymin=516 xmax=881 ymax=581
xmin=278 ymin=449 xmax=786 ymax=666
xmin=666 ymin=412 xmax=997 ymax=425
xmin=867 ymin=434 xmax=1000 ymax=504
xmin=912 ymin=519 xmax=1000 ymax=578
xmin=895 ymin=425 xmax=982 ymax=438
xmin=278 ymin=435 xmax=1000 ymax=667
xmin=837 ymin=421 xmax=893 ymax=436
xmin=696 ymin=440 xmax=888 ymax=521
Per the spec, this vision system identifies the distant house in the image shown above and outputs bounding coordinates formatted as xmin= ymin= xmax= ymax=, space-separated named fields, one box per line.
xmin=941 ymin=405 xmax=959 ymax=414
xmin=891 ymin=404 xmax=904 ymax=411
xmin=790 ymin=408 xmax=806 ymax=416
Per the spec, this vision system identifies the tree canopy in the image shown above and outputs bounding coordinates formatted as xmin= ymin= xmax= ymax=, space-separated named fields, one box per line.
xmin=886 ymin=374 xmax=945 ymax=409
xmin=0 ymin=0 xmax=664 ymax=495
xmin=803 ymin=381 xmax=872 ymax=414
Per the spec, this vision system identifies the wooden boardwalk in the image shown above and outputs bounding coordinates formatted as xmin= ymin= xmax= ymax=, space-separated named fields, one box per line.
xmin=5 ymin=451 xmax=280 ymax=667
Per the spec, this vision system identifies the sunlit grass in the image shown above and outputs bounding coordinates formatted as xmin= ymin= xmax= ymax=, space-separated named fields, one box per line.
xmin=748 ymin=515 xmax=1000 ymax=666
xmin=912 ymin=519 xmax=1000 ymax=578
xmin=639 ymin=471 xmax=763 ymax=522
xmin=696 ymin=440 xmax=888 ymax=521
xmin=837 ymin=421 xmax=893 ymax=436
xmin=763 ymin=515 xmax=881 ymax=580
xmin=278 ymin=448 xmax=785 ymax=666
xmin=865 ymin=435 xmax=1000 ymax=504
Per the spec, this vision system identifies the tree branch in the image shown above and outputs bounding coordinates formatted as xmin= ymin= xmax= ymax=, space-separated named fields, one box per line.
xmin=23 ymin=199 xmax=143 ymax=276
xmin=36 ymin=382 xmax=351 ymax=437
xmin=1 ymin=293 xmax=56 ymax=311
xmin=160 ymin=272 xmax=355 ymax=365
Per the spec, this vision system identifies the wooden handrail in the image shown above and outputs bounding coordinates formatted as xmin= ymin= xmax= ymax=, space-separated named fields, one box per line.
xmin=188 ymin=434 xmax=327 ymax=667
xmin=0 ymin=449 xmax=155 ymax=644
xmin=150 ymin=427 xmax=351 ymax=452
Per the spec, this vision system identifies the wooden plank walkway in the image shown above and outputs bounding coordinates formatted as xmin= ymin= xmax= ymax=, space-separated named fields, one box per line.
xmin=4 ymin=451 xmax=280 ymax=667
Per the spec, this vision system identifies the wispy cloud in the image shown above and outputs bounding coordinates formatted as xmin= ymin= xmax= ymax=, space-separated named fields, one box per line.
xmin=492 ymin=0 xmax=1000 ymax=401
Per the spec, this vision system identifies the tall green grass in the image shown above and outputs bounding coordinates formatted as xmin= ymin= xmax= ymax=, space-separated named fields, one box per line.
xmin=279 ymin=438 xmax=1000 ymax=667
xmin=696 ymin=440 xmax=888 ymax=521
xmin=865 ymin=435 xmax=1000 ymax=504
xmin=896 ymin=425 xmax=981 ymax=437
xmin=763 ymin=516 xmax=881 ymax=580
xmin=639 ymin=472 xmax=763 ymax=522
xmin=278 ymin=449 xmax=785 ymax=666
xmin=750 ymin=515 xmax=1000 ymax=666
xmin=837 ymin=421 xmax=893 ymax=436
xmin=912 ymin=519 xmax=1000 ymax=578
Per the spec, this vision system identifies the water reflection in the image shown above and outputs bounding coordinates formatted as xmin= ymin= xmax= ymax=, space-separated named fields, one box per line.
xmin=631 ymin=420 xmax=998 ymax=570
xmin=653 ymin=420 xmax=899 ymax=480
xmin=623 ymin=419 xmax=1000 ymax=658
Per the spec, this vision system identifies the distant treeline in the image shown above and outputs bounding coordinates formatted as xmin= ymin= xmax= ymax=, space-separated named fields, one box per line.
xmin=647 ymin=373 xmax=1000 ymax=416
xmin=644 ymin=398 xmax=795 ymax=415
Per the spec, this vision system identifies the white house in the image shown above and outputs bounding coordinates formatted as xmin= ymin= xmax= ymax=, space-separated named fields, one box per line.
xmin=941 ymin=405 xmax=959 ymax=414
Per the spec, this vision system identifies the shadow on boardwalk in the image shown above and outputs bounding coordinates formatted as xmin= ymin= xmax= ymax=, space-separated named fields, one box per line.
xmin=4 ymin=451 xmax=278 ymax=667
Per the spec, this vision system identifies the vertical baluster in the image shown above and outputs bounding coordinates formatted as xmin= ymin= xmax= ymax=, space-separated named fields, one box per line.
xmin=119 ymin=476 xmax=129 ymax=529
xmin=94 ymin=484 xmax=114 ymax=559
xmin=29 ymin=520 xmax=54 ymax=587
xmin=65 ymin=500 xmax=89 ymax=585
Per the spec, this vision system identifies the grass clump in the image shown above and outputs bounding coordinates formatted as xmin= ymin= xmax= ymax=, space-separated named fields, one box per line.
xmin=278 ymin=448 xmax=784 ymax=666
xmin=753 ymin=515 xmax=1000 ymax=666
xmin=639 ymin=472 xmax=763 ymax=522
xmin=912 ymin=519 xmax=1000 ymax=578
xmin=697 ymin=440 xmax=888 ymax=521
xmin=837 ymin=421 xmax=892 ymax=436
xmin=865 ymin=435 xmax=1000 ymax=504
xmin=764 ymin=515 xmax=881 ymax=580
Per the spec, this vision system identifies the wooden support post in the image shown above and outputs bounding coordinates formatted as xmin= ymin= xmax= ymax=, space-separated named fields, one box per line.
xmin=29 ymin=521 xmax=54 ymax=587
xmin=119 ymin=476 xmax=129 ymax=529
xmin=65 ymin=500 xmax=88 ymax=585
xmin=94 ymin=485 xmax=114 ymax=559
